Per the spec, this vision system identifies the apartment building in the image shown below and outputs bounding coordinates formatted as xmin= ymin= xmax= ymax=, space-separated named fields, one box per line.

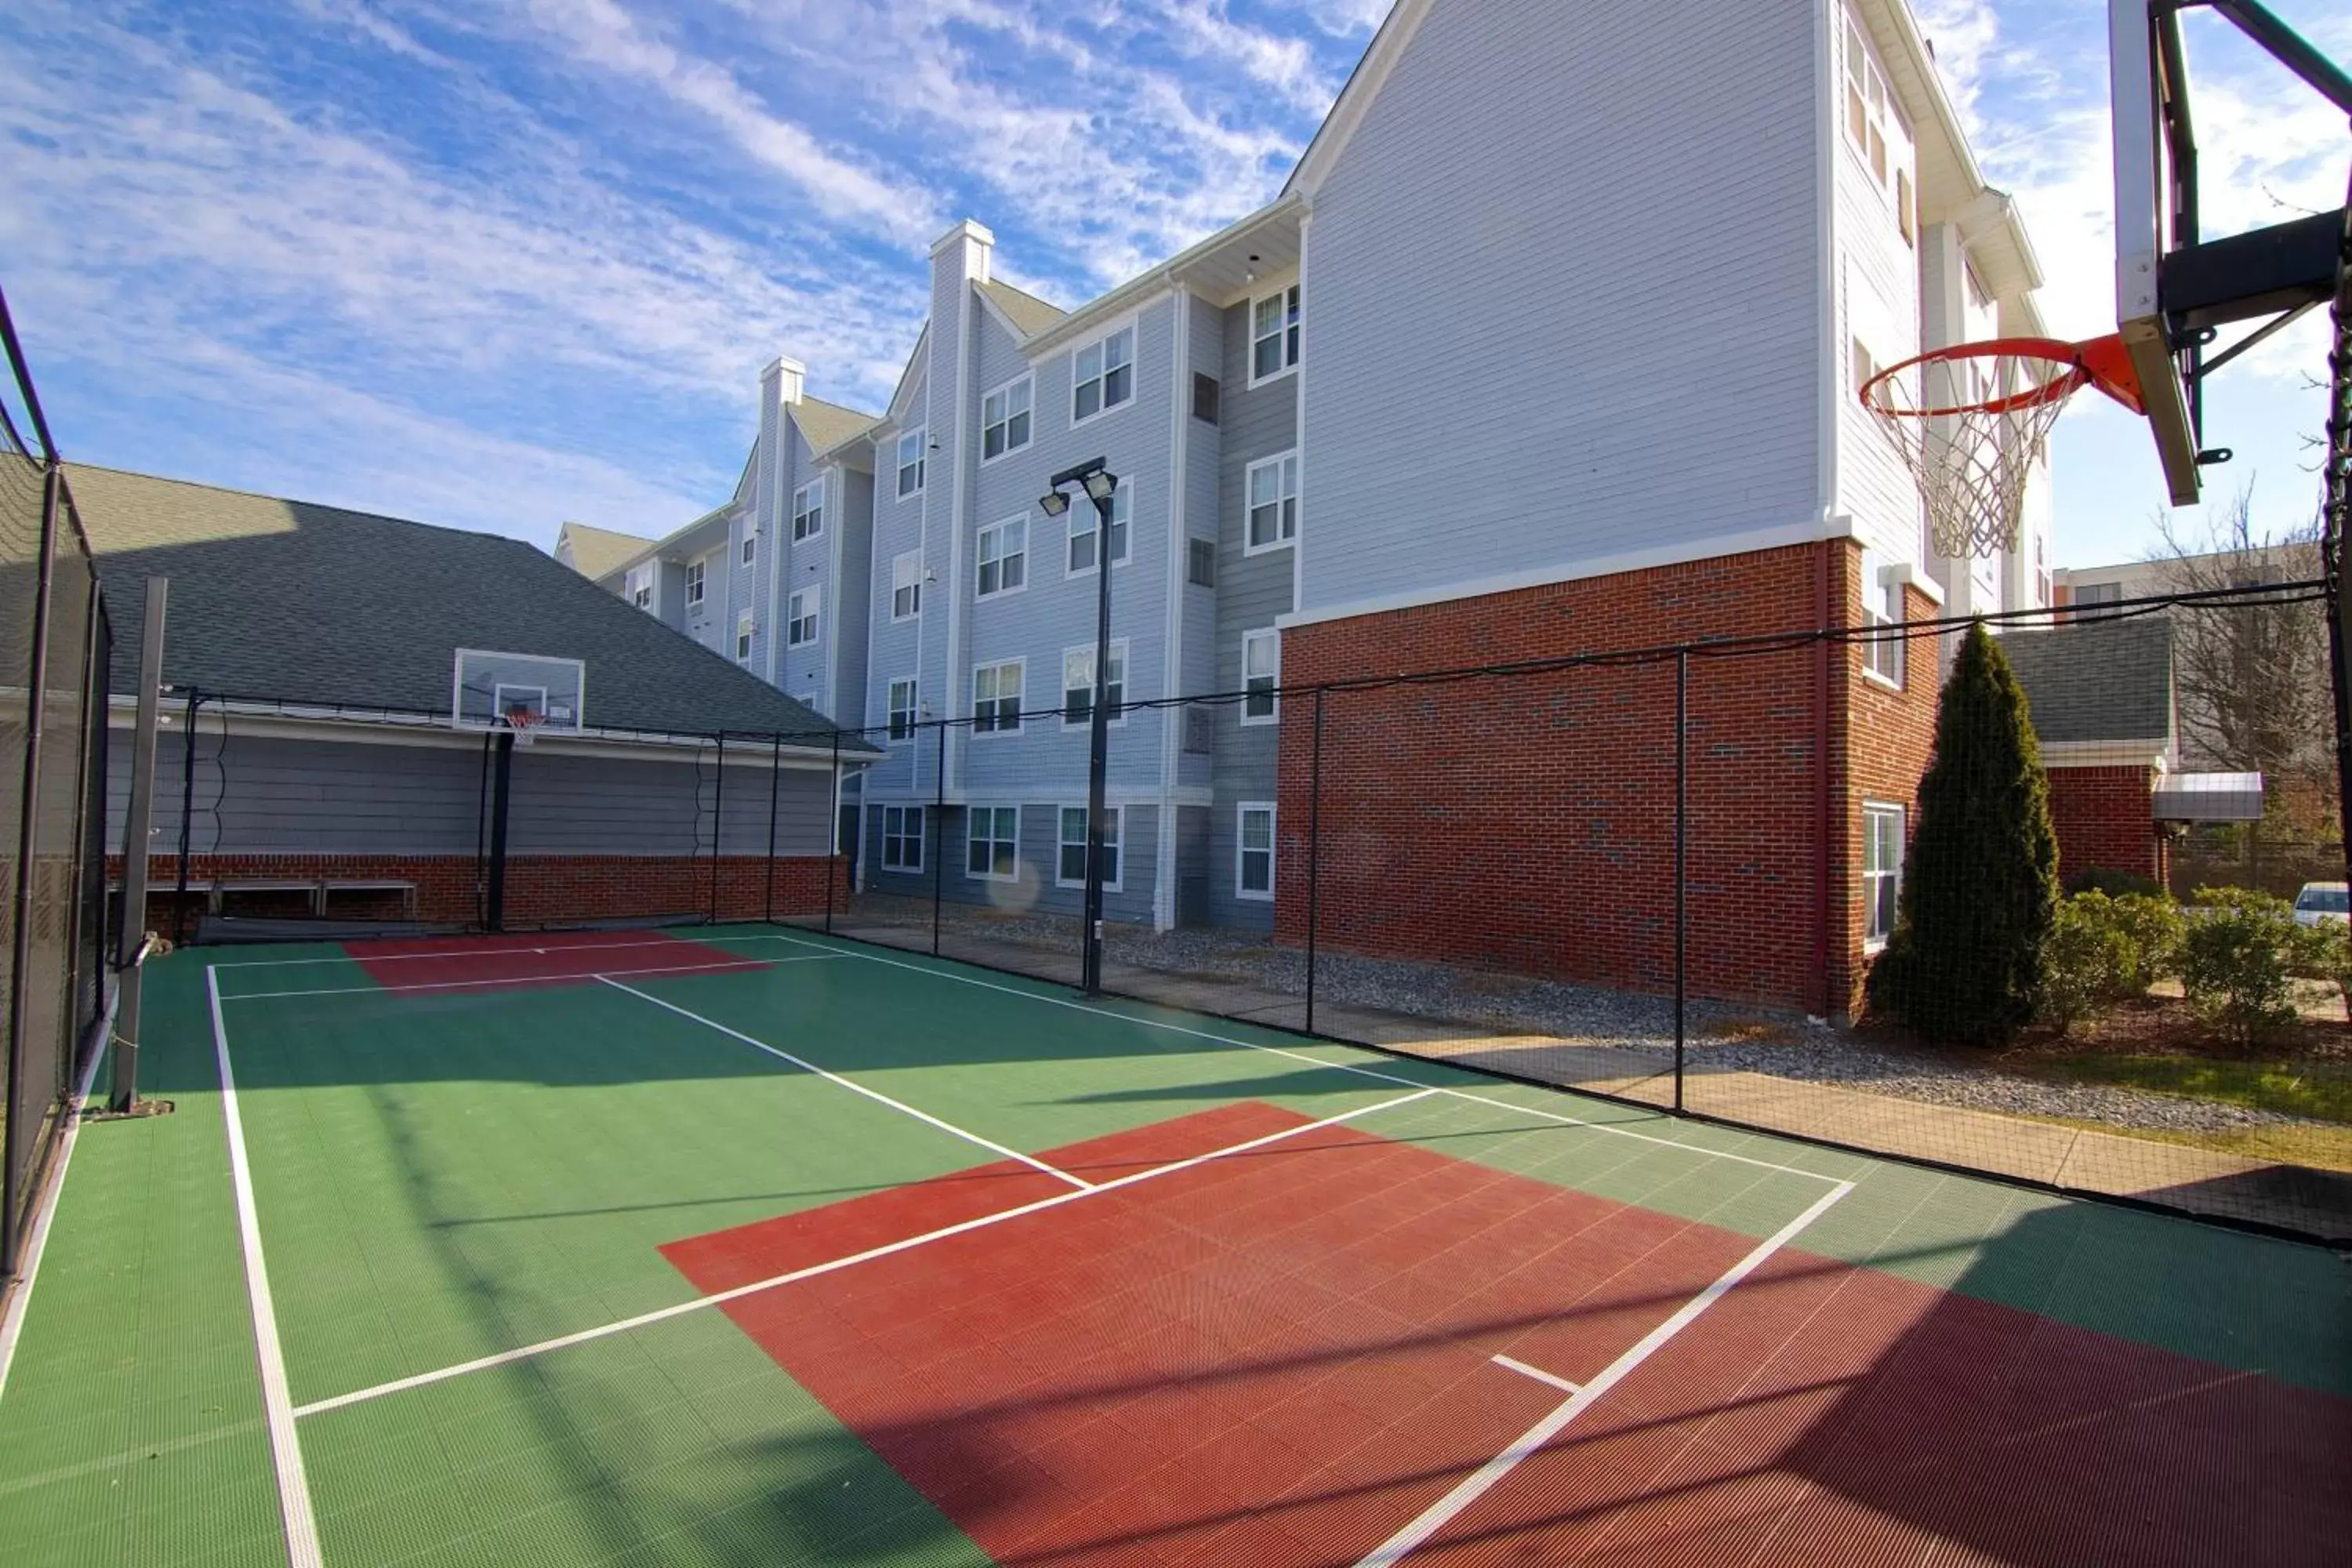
xmin=575 ymin=0 xmax=2056 ymax=1016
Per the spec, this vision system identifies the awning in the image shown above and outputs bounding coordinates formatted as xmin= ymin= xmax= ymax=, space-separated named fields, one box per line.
xmin=2153 ymin=771 xmax=2265 ymax=822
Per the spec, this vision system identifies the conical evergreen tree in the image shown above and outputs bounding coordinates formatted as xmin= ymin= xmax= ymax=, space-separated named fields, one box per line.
xmin=1866 ymin=622 xmax=2059 ymax=1044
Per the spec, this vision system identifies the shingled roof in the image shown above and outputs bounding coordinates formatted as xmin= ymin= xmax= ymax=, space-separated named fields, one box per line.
xmin=554 ymin=520 xmax=655 ymax=580
xmin=1999 ymin=618 xmax=2176 ymax=748
xmin=979 ymin=278 xmax=1066 ymax=339
xmin=67 ymin=464 xmax=871 ymax=747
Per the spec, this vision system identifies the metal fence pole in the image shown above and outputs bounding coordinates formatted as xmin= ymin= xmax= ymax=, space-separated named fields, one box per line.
xmin=931 ymin=720 xmax=946 ymax=956
xmin=1675 ymin=650 xmax=1689 ymax=1113
xmin=765 ymin=731 xmax=782 ymax=924
xmin=709 ymin=732 xmax=727 ymax=924
xmin=485 ymin=728 xmax=515 ymax=931
xmin=1305 ymin=687 xmax=1324 ymax=1036
xmin=826 ymin=728 xmax=840 ymax=935
xmin=172 ymin=688 xmax=200 ymax=947
xmin=112 ymin=579 xmax=168 ymax=1111
xmin=2 ymin=464 xmax=63 ymax=1279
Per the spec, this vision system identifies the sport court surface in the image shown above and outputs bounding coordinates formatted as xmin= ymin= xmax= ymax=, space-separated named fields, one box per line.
xmin=1 ymin=927 xmax=2343 ymax=1566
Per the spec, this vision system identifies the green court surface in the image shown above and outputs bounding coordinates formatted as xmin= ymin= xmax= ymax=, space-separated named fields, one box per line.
xmin=0 ymin=926 xmax=2344 ymax=1567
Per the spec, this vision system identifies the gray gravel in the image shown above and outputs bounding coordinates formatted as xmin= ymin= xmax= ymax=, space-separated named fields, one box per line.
xmin=836 ymin=898 xmax=2331 ymax=1138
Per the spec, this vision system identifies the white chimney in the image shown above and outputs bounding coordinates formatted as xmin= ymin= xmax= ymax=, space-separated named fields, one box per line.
xmin=931 ymin=219 xmax=993 ymax=287
xmin=764 ymin=356 xmax=806 ymax=407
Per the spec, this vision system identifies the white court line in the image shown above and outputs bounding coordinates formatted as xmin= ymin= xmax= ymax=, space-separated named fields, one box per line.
xmin=1490 ymin=1354 xmax=1581 ymax=1396
xmin=220 ymin=954 xmax=832 ymax=1001
xmin=744 ymin=933 xmax=1846 ymax=1184
xmin=207 ymin=967 xmax=325 ymax=1568
xmin=295 ymin=1087 xmax=1440 ymax=1420
xmin=1355 ymin=1178 xmax=1857 ymax=1567
xmin=205 ymin=935 xmax=734 ymax=970
xmin=597 ymin=978 xmax=1093 ymax=1192
xmin=0 ymin=995 xmax=111 ymax=1403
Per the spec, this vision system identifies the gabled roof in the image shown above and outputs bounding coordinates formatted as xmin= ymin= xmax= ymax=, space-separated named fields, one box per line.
xmin=793 ymin=395 xmax=880 ymax=457
xmin=554 ymin=520 xmax=655 ymax=580
xmin=978 ymin=278 xmax=1065 ymax=339
xmin=2001 ymin=619 xmax=2176 ymax=749
xmin=67 ymin=464 xmax=870 ymax=746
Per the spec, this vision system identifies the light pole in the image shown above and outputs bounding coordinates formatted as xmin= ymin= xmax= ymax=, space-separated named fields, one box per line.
xmin=1041 ymin=457 xmax=1119 ymax=995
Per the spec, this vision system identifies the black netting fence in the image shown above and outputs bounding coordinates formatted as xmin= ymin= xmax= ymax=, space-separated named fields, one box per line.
xmin=0 ymin=289 xmax=114 ymax=1280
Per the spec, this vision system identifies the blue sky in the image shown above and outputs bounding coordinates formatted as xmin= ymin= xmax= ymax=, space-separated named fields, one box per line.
xmin=1 ymin=0 xmax=2343 ymax=568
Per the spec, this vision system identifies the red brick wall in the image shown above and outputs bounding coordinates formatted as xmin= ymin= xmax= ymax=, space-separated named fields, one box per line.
xmin=1276 ymin=540 xmax=1934 ymax=1015
xmin=2045 ymin=767 xmax=2165 ymax=885
xmin=1839 ymin=581 xmax=1944 ymax=1016
xmin=107 ymin=852 xmax=847 ymax=931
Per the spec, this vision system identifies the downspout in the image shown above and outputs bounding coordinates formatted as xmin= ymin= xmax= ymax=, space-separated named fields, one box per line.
xmin=1814 ymin=545 xmax=1834 ymax=1020
xmin=1157 ymin=282 xmax=1191 ymax=931
xmin=764 ymin=412 xmax=786 ymax=690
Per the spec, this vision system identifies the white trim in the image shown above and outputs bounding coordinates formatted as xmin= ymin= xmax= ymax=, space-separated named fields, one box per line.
xmin=1062 ymin=639 xmax=1130 ymax=729
xmin=1862 ymin=798 xmax=1905 ymax=952
xmin=1292 ymin=207 xmax=1310 ymax=619
xmin=975 ymin=514 xmax=1029 ymax=601
xmin=207 ymin=967 xmax=325 ymax=1568
xmin=1236 ymin=800 xmax=1276 ymax=902
xmin=890 ymin=550 xmax=924 ymax=622
xmin=879 ymin=803 xmax=925 ymax=873
xmin=1243 ymin=449 xmax=1300 ymax=556
xmin=1246 ymin=281 xmax=1302 ymax=389
xmin=964 ymin=802 xmax=1021 ymax=882
xmin=786 ymin=584 xmax=821 ymax=649
xmin=1284 ymin=0 xmax=1439 ymax=200
xmin=1054 ymin=803 xmax=1124 ymax=893
xmin=1882 ymin=556 xmax=1944 ymax=606
xmin=684 ymin=556 xmax=708 ymax=607
xmin=1159 ymin=285 xmax=1191 ymax=933
xmin=790 ymin=478 xmax=824 ymax=543
xmin=895 ymin=425 xmax=927 ymax=499
xmin=970 ymin=656 xmax=1025 ymax=739
xmin=886 ymin=676 xmax=920 ymax=744
xmin=1280 ymin=514 xmax=1858 ymax=629
xmin=978 ymin=372 xmax=1034 ymax=465
xmin=1240 ymin=628 xmax=1280 ymax=726
xmin=1069 ymin=318 xmax=1141 ymax=428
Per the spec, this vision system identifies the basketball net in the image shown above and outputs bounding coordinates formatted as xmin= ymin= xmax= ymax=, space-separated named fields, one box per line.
xmin=501 ymin=708 xmax=544 ymax=747
xmin=1860 ymin=335 xmax=2143 ymax=559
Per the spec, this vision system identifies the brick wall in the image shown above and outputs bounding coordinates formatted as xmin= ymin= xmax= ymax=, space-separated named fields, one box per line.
xmin=2045 ymin=767 xmax=2165 ymax=885
xmin=107 ymin=852 xmax=847 ymax=932
xmin=1276 ymin=539 xmax=1935 ymax=1015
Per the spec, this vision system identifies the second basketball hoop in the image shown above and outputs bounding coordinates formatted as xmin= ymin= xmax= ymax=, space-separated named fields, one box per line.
xmin=1860 ymin=334 xmax=2145 ymax=560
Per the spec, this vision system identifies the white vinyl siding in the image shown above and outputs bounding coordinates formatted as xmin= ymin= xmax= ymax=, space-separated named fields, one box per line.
xmin=887 ymin=677 xmax=918 ymax=742
xmin=976 ymin=517 xmax=1027 ymax=599
xmin=1864 ymin=800 xmax=1904 ymax=949
xmin=1236 ymin=803 xmax=1275 ymax=901
xmin=1071 ymin=325 xmax=1135 ymax=423
xmin=792 ymin=481 xmax=823 ymax=542
xmin=882 ymin=805 xmax=924 ymax=872
xmin=1062 ymin=641 xmax=1127 ymax=728
xmin=891 ymin=551 xmax=924 ymax=621
xmin=786 ymin=586 xmax=819 ymax=648
xmin=967 ymin=805 xmax=1019 ymax=881
xmin=1250 ymin=284 xmax=1301 ymax=384
xmin=1242 ymin=630 xmax=1279 ymax=724
xmin=981 ymin=376 xmax=1033 ymax=462
xmin=1246 ymin=452 xmax=1298 ymax=553
xmin=1057 ymin=805 xmax=1121 ymax=890
xmin=1065 ymin=485 xmax=1131 ymax=575
xmin=972 ymin=659 xmax=1023 ymax=735
xmin=896 ymin=427 xmax=927 ymax=497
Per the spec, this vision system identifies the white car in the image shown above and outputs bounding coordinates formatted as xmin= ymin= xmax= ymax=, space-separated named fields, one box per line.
xmin=2291 ymin=882 xmax=2348 ymax=927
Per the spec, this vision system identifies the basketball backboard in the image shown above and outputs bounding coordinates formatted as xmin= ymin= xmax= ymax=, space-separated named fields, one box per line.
xmin=2110 ymin=0 xmax=2351 ymax=506
xmin=452 ymin=648 xmax=585 ymax=732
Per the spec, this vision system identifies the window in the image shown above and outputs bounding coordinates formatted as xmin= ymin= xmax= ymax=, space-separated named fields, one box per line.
xmin=1066 ymin=486 xmax=1130 ymax=574
xmin=1236 ymin=804 xmax=1275 ymax=901
xmin=1896 ymin=168 xmax=1916 ymax=246
xmin=891 ymin=551 xmax=924 ymax=621
xmin=896 ymin=428 xmax=926 ymax=498
xmin=2034 ymin=535 xmax=2051 ymax=608
xmin=1843 ymin=12 xmax=1914 ymax=227
xmin=793 ymin=481 xmax=824 ymax=542
xmin=1246 ymin=452 xmax=1299 ymax=551
xmin=1852 ymin=338 xmax=1878 ymax=398
xmin=2072 ymin=581 xmax=2124 ymax=620
xmin=1073 ymin=325 xmax=1134 ymax=423
xmin=735 ymin=610 xmax=754 ymax=663
xmin=972 ymin=659 xmax=1023 ymax=735
xmin=881 ymin=805 xmax=924 ymax=872
xmin=982 ymin=376 xmax=1033 ymax=461
xmin=1192 ymin=372 xmax=1221 ymax=425
xmin=1058 ymin=806 xmax=1121 ymax=889
xmin=1863 ymin=802 xmax=1904 ymax=948
xmin=1242 ymin=630 xmax=1279 ymax=723
xmin=1062 ymin=642 xmax=1127 ymax=728
xmin=626 ymin=565 xmax=654 ymax=609
xmin=887 ymin=677 xmax=919 ymax=742
xmin=787 ymin=586 xmax=819 ymax=648
xmin=1188 ymin=538 xmax=1217 ymax=587
xmin=977 ymin=517 xmax=1027 ymax=598
xmin=685 ymin=558 xmax=706 ymax=607
xmin=742 ymin=530 xmax=757 ymax=566
xmin=967 ymin=805 xmax=1018 ymax=881
xmin=1859 ymin=550 xmax=1903 ymax=688
xmin=1251 ymin=284 xmax=1301 ymax=383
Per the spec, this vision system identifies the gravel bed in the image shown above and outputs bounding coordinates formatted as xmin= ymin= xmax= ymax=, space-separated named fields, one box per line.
xmin=835 ymin=898 xmax=2329 ymax=1138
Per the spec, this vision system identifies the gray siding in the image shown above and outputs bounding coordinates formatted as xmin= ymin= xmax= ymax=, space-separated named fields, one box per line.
xmin=1300 ymin=0 xmax=1824 ymax=616
xmin=832 ymin=467 xmax=877 ymax=725
xmin=864 ymin=800 xmax=1158 ymax=924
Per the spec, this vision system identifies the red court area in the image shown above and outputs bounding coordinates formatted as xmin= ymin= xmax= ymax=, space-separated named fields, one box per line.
xmin=663 ymin=1102 xmax=2349 ymax=1567
xmin=347 ymin=930 xmax=767 ymax=991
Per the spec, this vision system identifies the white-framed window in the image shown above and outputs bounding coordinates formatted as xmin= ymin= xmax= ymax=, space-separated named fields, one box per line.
xmin=1065 ymin=485 xmax=1131 ymax=575
xmin=966 ymin=804 xmax=1019 ymax=881
xmin=1250 ymin=283 xmax=1301 ymax=383
xmin=1852 ymin=338 xmax=1879 ymax=399
xmin=981 ymin=375 xmax=1033 ymax=462
xmin=625 ymin=564 xmax=654 ymax=609
xmin=1246 ymin=452 xmax=1299 ymax=552
xmin=1842 ymin=12 xmax=1912 ymax=199
xmin=1859 ymin=550 xmax=1904 ymax=688
xmin=1242 ymin=629 xmax=1279 ymax=724
xmin=2034 ymin=534 xmax=2051 ymax=608
xmin=1863 ymin=800 xmax=1904 ymax=949
xmin=972 ymin=659 xmax=1023 ymax=735
xmin=735 ymin=610 xmax=754 ymax=664
xmin=1072 ymin=325 xmax=1135 ymax=423
xmin=684 ymin=557 xmax=707 ymax=607
xmin=742 ymin=530 xmax=757 ymax=566
xmin=792 ymin=481 xmax=824 ymax=542
xmin=896 ymin=428 xmax=926 ymax=498
xmin=881 ymin=805 xmax=924 ymax=873
xmin=1062 ymin=641 xmax=1127 ymax=728
xmin=976 ymin=517 xmax=1027 ymax=598
xmin=1057 ymin=805 xmax=1121 ymax=890
xmin=1236 ymin=803 xmax=1276 ymax=902
xmin=787 ymin=586 xmax=820 ymax=648
xmin=887 ymin=677 xmax=919 ymax=742
xmin=2071 ymin=581 xmax=2124 ymax=620
xmin=891 ymin=551 xmax=924 ymax=621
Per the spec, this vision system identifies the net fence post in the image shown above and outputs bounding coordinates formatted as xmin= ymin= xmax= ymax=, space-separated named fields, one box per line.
xmin=1305 ymin=685 xmax=1324 ymax=1036
xmin=709 ymin=731 xmax=726 ymax=924
xmin=2324 ymin=209 xmax=2352 ymax=898
xmin=172 ymin=688 xmax=199 ymax=948
xmin=826 ymin=728 xmax=840 ymax=935
xmin=2 ymin=463 xmax=61 ymax=1278
xmin=1675 ymin=648 xmax=1688 ymax=1114
xmin=931 ymin=718 xmax=946 ymax=957
xmin=766 ymin=731 xmax=782 ymax=924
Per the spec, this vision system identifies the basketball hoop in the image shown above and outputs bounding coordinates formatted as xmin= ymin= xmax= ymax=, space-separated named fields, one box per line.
xmin=1860 ymin=334 xmax=2143 ymax=559
xmin=501 ymin=708 xmax=544 ymax=748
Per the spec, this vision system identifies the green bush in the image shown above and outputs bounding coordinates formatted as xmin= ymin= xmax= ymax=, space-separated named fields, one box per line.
xmin=2041 ymin=898 xmax=2133 ymax=1033
xmin=2178 ymin=888 xmax=2300 ymax=1047
xmin=1867 ymin=623 xmax=2060 ymax=1045
xmin=2066 ymin=867 xmax=2165 ymax=900
xmin=2107 ymin=892 xmax=2185 ymax=993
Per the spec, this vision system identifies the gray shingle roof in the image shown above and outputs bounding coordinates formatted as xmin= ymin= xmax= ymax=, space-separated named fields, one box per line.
xmin=2000 ymin=618 xmax=2176 ymax=746
xmin=67 ymin=464 xmax=872 ymax=747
